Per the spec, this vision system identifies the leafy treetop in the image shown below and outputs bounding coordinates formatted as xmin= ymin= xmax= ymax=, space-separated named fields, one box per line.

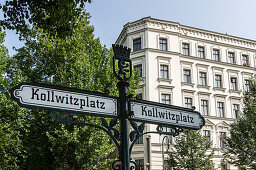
xmin=1 ymin=0 xmax=92 ymax=38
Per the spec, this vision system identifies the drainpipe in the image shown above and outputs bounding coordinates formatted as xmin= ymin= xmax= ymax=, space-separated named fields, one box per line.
xmin=146 ymin=135 xmax=151 ymax=170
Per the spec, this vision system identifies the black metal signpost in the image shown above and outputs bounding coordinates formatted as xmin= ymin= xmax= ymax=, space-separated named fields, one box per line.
xmin=11 ymin=44 xmax=205 ymax=170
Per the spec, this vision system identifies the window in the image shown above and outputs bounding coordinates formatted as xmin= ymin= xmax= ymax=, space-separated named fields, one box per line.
xmin=233 ymin=104 xmax=239 ymax=119
xmin=228 ymin=52 xmax=235 ymax=64
xmin=213 ymin=49 xmax=220 ymax=61
xmin=182 ymin=43 xmax=190 ymax=56
xmin=215 ymin=75 xmax=222 ymax=88
xmin=230 ymin=77 xmax=237 ymax=90
xmin=184 ymin=69 xmax=191 ymax=83
xmin=135 ymin=135 xmax=143 ymax=144
xmin=203 ymin=130 xmax=211 ymax=143
xmin=198 ymin=46 xmax=205 ymax=59
xmin=199 ymin=72 xmax=207 ymax=86
xmin=217 ymin=102 xmax=224 ymax=117
xmin=160 ymin=65 xmax=169 ymax=79
xmin=219 ymin=132 xmax=226 ymax=148
xmin=159 ymin=38 xmax=167 ymax=51
xmin=135 ymin=159 xmax=144 ymax=170
xmin=201 ymin=100 xmax=209 ymax=115
xmin=244 ymin=79 xmax=250 ymax=92
xmin=185 ymin=97 xmax=192 ymax=108
xmin=161 ymin=94 xmax=171 ymax=104
xmin=242 ymin=55 xmax=249 ymax=66
xmin=133 ymin=38 xmax=141 ymax=52
xmin=133 ymin=64 xmax=142 ymax=77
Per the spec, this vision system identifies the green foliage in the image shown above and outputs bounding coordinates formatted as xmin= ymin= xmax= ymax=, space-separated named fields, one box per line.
xmin=224 ymin=79 xmax=256 ymax=169
xmin=168 ymin=130 xmax=215 ymax=170
xmin=1 ymin=0 xmax=91 ymax=38
xmin=0 ymin=13 xmax=140 ymax=169
xmin=0 ymin=27 xmax=23 ymax=169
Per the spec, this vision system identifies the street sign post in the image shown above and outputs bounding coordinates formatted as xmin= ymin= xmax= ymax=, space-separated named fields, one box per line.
xmin=11 ymin=83 xmax=118 ymax=118
xmin=130 ymin=100 xmax=205 ymax=130
xmin=10 ymin=44 xmax=205 ymax=170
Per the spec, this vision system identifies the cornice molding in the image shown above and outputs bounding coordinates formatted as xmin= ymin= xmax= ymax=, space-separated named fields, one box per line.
xmin=181 ymin=55 xmax=255 ymax=70
xmin=227 ymin=69 xmax=240 ymax=73
xmin=123 ymin=17 xmax=256 ymax=50
xmin=203 ymin=115 xmax=234 ymax=122
xmin=214 ymin=93 xmax=228 ymax=98
xmin=229 ymin=96 xmax=242 ymax=100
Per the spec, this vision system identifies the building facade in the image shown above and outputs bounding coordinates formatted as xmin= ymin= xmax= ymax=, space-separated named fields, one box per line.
xmin=115 ymin=17 xmax=255 ymax=170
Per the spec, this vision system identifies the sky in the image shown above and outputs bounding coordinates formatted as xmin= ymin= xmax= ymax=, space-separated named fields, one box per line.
xmin=2 ymin=0 xmax=256 ymax=55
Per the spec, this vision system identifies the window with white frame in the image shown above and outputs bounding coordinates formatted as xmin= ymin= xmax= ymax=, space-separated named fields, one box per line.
xmin=213 ymin=49 xmax=220 ymax=61
xmin=133 ymin=38 xmax=141 ymax=52
xmin=244 ymin=79 xmax=250 ymax=92
xmin=182 ymin=43 xmax=190 ymax=56
xmin=215 ymin=74 xmax=222 ymax=88
xmin=242 ymin=55 xmax=249 ymax=66
xmin=159 ymin=38 xmax=167 ymax=51
xmin=230 ymin=77 xmax=238 ymax=90
xmin=161 ymin=94 xmax=171 ymax=104
xmin=233 ymin=104 xmax=239 ymax=119
xmin=217 ymin=102 xmax=224 ymax=117
xmin=160 ymin=65 xmax=169 ymax=79
xmin=183 ymin=69 xmax=191 ymax=83
xmin=228 ymin=52 xmax=235 ymax=64
xmin=201 ymin=99 xmax=209 ymax=115
xmin=198 ymin=46 xmax=205 ymax=59
xmin=203 ymin=130 xmax=211 ymax=143
xmin=184 ymin=97 xmax=192 ymax=108
xmin=219 ymin=132 xmax=226 ymax=148
xmin=133 ymin=64 xmax=142 ymax=77
xmin=199 ymin=72 xmax=207 ymax=86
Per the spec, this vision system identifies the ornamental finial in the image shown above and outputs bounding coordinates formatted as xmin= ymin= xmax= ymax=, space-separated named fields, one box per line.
xmin=112 ymin=44 xmax=132 ymax=80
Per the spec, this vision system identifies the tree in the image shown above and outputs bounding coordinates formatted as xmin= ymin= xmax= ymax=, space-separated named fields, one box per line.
xmin=1 ymin=0 xmax=91 ymax=38
xmin=223 ymin=79 xmax=256 ymax=169
xmin=168 ymin=129 xmax=215 ymax=170
xmin=1 ymin=14 xmax=141 ymax=169
xmin=0 ymin=27 xmax=23 ymax=169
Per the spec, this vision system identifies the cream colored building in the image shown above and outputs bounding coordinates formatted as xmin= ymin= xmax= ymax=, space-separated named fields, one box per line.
xmin=115 ymin=17 xmax=255 ymax=170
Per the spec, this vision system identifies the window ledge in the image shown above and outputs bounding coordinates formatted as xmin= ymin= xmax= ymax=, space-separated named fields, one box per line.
xmin=158 ymin=78 xmax=172 ymax=83
xmin=229 ymin=89 xmax=241 ymax=94
xmin=242 ymin=64 xmax=250 ymax=67
xmin=197 ymin=85 xmax=211 ymax=89
xmin=181 ymin=82 xmax=195 ymax=87
xmin=213 ymin=87 xmax=226 ymax=91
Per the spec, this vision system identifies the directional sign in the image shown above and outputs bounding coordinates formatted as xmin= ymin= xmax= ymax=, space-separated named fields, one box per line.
xmin=11 ymin=83 xmax=118 ymax=118
xmin=129 ymin=100 xmax=205 ymax=130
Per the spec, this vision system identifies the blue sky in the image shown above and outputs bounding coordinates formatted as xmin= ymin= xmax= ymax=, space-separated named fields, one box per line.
xmin=3 ymin=0 xmax=256 ymax=55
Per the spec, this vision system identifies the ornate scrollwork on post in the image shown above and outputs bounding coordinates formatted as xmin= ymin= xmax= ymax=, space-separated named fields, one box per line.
xmin=111 ymin=159 xmax=137 ymax=170
xmin=128 ymin=121 xmax=185 ymax=158
xmin=50 ymin=112 xmax=120 ymax=154
xmin=130 ymin=159 xmax=137 ymax=170
xmin=112 ymin=44 xmax=132 ymax=81
xmin=156 ymin=125 xmax=184 ymax=137
xmin=101 ymin=118 xmax=120 ymax=141
xmin=129 ymin=121 xmax=145 ymax=143
xmin=112 ymin=160 xmax=122 ymax=170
